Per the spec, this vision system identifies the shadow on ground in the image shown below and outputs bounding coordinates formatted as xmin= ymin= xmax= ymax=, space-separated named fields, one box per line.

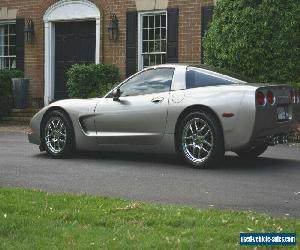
xmin=34 ymin=150 xmax=300 ymax=172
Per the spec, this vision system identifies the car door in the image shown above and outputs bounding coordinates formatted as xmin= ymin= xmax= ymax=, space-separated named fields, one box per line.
xmin=94 ymin=67 xmax=175 ymax=145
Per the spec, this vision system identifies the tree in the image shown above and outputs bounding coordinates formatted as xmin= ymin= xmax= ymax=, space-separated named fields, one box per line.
xmin=203 ymin=0 xmax=300 ymax=84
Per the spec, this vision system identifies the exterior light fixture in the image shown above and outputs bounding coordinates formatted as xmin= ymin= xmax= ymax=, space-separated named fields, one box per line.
xmin=108 ymin=14 xmax=119 ymax=41
xmin=24 ymin=19 xmax=34 ymax=43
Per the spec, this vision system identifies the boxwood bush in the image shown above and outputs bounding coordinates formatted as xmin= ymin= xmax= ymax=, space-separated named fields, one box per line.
xmin=0 ymin=69 xmax=23 ymax=120
xmin=203 ymin=0 xmax=300 ymax=84
xmin=66 ymin=64 xmax=120 ymax=99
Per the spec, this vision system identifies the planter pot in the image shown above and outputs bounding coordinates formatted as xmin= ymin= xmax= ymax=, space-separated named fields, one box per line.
xmin=11 ymin=78 xmax=29 ymax=109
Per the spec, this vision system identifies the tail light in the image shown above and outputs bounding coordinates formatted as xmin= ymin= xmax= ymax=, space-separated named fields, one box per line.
xmin=290 ymin=90 xmax=295 ymax=103
xmin=256 ymin=91 xmax=266 ymax=106
xmin=266 ymin=90 xmax=275 ymax=105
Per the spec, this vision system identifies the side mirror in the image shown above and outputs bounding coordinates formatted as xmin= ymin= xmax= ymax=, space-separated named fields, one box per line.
xmin=112 ymin=88 xmax=121 ymax=101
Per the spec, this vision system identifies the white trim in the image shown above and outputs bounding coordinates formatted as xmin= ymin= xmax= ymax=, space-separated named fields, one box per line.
xmin=137 ymin=10 xmax=167 ymax=70
xmin=43 ymin=0 xmax=101 ymax=105
xmin=0 ymin=22 xmax=17 ymax=69
xmin=0 ymin=20 xmax=16 ymax=25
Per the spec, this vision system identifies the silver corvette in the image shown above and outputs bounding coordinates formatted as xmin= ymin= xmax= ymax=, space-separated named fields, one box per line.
xmin=28 ymin=64 xmax=299 ymax=168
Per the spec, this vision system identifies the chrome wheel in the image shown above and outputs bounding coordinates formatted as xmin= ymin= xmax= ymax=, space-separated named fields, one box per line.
xmin=182 ymin=118 xmax=214 ymax=164
xmin=45 ymin=117 xmax=67 ymax=154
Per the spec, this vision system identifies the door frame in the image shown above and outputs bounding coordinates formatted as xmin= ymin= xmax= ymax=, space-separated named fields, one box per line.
xmin=43 ymin=0 xmax=101 ymax=105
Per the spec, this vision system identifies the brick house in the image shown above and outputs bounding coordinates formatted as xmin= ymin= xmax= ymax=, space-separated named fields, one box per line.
xmin=0 ymin=0 xmax=215 ymax=107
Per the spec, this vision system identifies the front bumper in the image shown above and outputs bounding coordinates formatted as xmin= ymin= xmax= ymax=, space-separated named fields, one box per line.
xmin=27 ymin=107 xmax=47 ymax=146
xmin=28 ymin=130 xmax=41 ymax=145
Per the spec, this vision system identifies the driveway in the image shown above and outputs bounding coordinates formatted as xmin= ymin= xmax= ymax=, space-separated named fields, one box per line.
xmin=0 ymin=131 xmax=299 ymax=217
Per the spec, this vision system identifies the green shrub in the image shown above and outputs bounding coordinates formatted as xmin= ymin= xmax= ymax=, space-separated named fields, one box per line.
xmin=0 ymin=69 xmax=23 ymax=120
xmin=66 ymin=64 xmax=120 ymax=98
xmin=203 ymin=0 xmax=300 ymax=84
xmin=291 ymin=82 xmax=300 ymax=92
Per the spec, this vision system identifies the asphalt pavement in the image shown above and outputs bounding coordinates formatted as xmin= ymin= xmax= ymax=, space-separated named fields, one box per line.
xmin=0 ymin=132 xmax=299 ymax=217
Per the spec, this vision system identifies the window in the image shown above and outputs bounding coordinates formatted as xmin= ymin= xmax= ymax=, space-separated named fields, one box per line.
xmin=186 ymin=67 xmax=242 ymax=89
xmin=139 ymin=12 xmax=167 ymax=69
xmin=119 ymin=68 xmax=174 ymax=97
xmin=0 ymin=23 xmax=16 ymax=69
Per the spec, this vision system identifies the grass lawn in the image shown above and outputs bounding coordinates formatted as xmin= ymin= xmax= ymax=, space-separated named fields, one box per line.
xmin=0 ymin=188 xmax=299 ymax=249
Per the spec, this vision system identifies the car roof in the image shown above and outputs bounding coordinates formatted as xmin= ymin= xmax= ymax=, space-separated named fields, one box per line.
xmin=151 ymin=64 xmax=250 ymax=83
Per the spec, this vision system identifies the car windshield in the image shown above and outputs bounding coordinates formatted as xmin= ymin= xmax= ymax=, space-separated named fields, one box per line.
xmin=193 ymin=64 xmax=256 ymax=83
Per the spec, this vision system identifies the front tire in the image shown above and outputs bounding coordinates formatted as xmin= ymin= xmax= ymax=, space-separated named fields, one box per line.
xmin=42 ymin=110 xmax=75 ymax=158
xmin=176 ymin=111 xmax=224 ymax=168
xmin=236 ymin=144 xmax=268 ymax=158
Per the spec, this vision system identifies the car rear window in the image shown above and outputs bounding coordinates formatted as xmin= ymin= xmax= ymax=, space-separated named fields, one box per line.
xmin=186 ymin=66 xmax=245 ymax=89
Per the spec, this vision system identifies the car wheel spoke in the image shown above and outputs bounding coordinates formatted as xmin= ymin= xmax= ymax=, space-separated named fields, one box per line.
xmin=45 ymin=117 xmax=67 ymax=154
xmin=182 ymin=117 xmax=214 ymax=163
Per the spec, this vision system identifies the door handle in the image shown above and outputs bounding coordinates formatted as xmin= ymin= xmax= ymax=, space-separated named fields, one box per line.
xmin=151 ymin=97 xmax=164 ymax=104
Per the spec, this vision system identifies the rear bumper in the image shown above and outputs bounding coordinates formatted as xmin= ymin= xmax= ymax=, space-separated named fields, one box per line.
xmin=251 ymin=121 xmax=296 ymax=145
xmin=249 ymin=105 xmax=297 ymax=148
xmin=253 ymin=121 xmax=296 ymax=138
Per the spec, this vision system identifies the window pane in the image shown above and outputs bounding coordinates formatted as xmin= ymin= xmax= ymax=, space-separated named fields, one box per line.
xmin=4 ymin=58 xmax=9 ymax=68
xmin=155 ymin=15 xmax=160 ymax=27
xmin=4 ymin=46 xmax=9 ymax=56
xmin=9 ymin=24 xmax=16 ymax=34
xmin=149 ymin=28 xmax=154 ymax=40
xmin=140 ymin=13 xmax=167 ymax=69
xmin=143 ymin=16 xmax=148 ymax=28
xmin=154 ymin=40 xmax=160 ymax=52
xmin=4 ymin=25 xmax=9 ymax=34
xmin=155 ymin=28 xmax=160 ymax=40
xmin=149 ymin=41 xmax=154 ymax=53
xmin=4 ymin=35 xmax=8 ymax=45
xmin=9 ymin=46 xmax=16 ymax=56
xmin=149 ymin=16 xmax=154 ymax=28
xmin=161 ymin=28 xmax=166 ymax=39
xmin=162 ymin=54 xmax=166 ymax=64
xmin=161 ymin=40 xmax=166 ymax=52
xmin=156 ymin=54 xmax=162 ymax=64
xmin=143 ymin=55 xmax=149 ymax=67
xmin=0 ymin=46 xmax=4 ymax=56
xmin=143 ymin=29 xmax=148 ymax=40
xmin=119 ymin=68 xmax=174 ymax=96
xmin=151 ymin=55 xmax=157 ymax=66
xmin=0 ymin=58 xmax=4 ymax=69
xmin=0 ymin=25 xmax=4 ymax=36
xmin=9 ymin=35 xmax=16 ymax=46
xmin=143 ymin=41 xmax=148 ymax=53
xmin=186 ymin=68 xmax=237 ymax=89
xmin=10 ymin=58 xmax=16 ymax=69
xmin=161 ymin=15 xmax=166 ymax=27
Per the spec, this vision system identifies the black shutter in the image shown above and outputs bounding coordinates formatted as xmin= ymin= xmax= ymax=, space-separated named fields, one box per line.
xmin=126 ymin=11 xmax=138 ymax=78
xmin=15 ymin=18 xmax=25 ymax=72
xmin=167 ymin=8 xmax=179 ymax=63
xmin=201 ymin=6 xmax=214 ymax=63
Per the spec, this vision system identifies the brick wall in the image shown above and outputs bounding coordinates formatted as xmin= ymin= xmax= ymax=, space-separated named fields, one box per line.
xmin=0 ymin=0 xmax=214 ymax=106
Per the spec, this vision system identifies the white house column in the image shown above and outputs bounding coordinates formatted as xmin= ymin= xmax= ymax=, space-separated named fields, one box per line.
xmin=44 ymin=21 xmax=55 ymax=105
xmin=95 ymin=17 xmax=100 ymax=64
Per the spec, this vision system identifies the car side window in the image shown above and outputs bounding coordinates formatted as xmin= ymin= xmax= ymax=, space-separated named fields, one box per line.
xmin=186 ymin=68 xmax=236 ymax=89
xmin=119 ymin=68 xmax=174 ymax=97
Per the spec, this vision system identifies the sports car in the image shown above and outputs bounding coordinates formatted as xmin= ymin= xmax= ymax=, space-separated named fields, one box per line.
xmin=28 ymin=64 xmax=300 ymax=168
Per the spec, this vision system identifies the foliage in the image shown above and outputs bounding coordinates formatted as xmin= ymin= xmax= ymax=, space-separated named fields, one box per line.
xmin=1 ymin=188 xmax=299 ymax=249
xmin=66 ymin=64 xmax=120 ymax=99
xmin=0 ymin=69 xmax=24 ymax=120
xmin=291 ymin=82 xmax=300 ymax=92
xmin=203 ymin=0 xmax=300 ymax=84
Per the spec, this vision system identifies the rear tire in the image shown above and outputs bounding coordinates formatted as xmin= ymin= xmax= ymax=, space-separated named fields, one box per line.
xmin=42 ymin=110 xmax=75 ymax=158
xmin=176 ymin=111 xmax=224 ymax=168
xmin=236 ymin=144 xmax=268 ymax=158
